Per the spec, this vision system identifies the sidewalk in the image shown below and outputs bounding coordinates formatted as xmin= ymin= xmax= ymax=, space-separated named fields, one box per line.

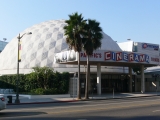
xmin=1 ymin=92 xmax=160 ymax=105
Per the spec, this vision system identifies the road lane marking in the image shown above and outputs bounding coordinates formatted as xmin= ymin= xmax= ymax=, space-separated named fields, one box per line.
xmin=153 ymin=110 xmax=160 ymax=112
xmin=77 ymin=119 xmax=87 ymax=120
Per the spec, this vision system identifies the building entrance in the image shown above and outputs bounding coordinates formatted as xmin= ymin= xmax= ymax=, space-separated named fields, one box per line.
xmin=80 ymin=74 xmax=132 ymax=94
xmin=101 ymin=79 xmax=129 ymax=93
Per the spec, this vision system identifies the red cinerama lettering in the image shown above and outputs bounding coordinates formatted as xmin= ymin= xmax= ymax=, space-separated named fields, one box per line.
xmin=151 ymin=57 xmax=159 ymax=62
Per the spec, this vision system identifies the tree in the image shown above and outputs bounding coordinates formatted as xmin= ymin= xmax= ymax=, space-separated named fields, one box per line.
xmin=83 ymin=19 xmax=103 ymax=99
xmin=64 ymin=12 xmax=86 ymax=99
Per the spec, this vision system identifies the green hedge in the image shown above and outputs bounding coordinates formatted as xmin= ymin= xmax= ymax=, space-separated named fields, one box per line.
xmin=0 ymin=67 xmax=70 ymax=95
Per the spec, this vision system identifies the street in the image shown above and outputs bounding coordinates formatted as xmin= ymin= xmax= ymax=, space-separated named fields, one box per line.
xmin=1 ymin=96 xmax=160 ymax=120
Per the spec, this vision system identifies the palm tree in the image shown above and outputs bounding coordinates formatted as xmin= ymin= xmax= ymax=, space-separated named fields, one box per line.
xmin=83 ymin=19 xmax=103 ymax=99
xmin=64 ymin=12 xmax=86 ymax=99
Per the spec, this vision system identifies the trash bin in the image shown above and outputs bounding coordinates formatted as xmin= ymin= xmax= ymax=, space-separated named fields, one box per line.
xmin=7 ymin=96 xmax=12 ymax=103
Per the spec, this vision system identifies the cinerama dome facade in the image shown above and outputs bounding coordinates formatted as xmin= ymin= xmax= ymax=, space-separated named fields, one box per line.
xmin=0 ymin=20 xmax=122 ymax=75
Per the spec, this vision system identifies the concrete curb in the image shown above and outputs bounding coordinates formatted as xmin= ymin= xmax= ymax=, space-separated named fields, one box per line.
xmin=79 ymin=94 xmax=160 ymax=102
xmin=6 ymin=94 xmax=160 ymax=105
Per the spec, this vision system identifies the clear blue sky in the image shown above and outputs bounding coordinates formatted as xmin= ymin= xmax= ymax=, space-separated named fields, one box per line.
xmin=0 ymin=0 xmax=160 ymax=44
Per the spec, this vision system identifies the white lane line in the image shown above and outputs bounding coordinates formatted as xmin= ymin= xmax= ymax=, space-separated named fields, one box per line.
xmin=77 ymin=119 xmax=87 ymax=120
xmin=153 ymin=110 xmax=160 ymax=112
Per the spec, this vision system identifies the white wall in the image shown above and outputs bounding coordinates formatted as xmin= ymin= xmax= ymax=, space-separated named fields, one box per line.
xmin=136 ymin=42 xmax=159 ymax=56
xmin=118 ymin=41 xmax=134 ymax=52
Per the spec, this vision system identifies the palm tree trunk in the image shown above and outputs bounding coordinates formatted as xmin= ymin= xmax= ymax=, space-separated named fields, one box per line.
xmin=85 ymin=55 xmax=89 ymax=99
xmin=77 ymin=52 xmax=81 ymax=99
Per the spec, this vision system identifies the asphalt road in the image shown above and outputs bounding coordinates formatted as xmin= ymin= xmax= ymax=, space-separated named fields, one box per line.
xmin=1 ymin=96 xmax=160 ymax=120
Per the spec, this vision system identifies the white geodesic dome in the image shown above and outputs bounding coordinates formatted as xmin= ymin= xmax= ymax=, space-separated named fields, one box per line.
xmin=0 ymin=19 xmax=122 ymax=75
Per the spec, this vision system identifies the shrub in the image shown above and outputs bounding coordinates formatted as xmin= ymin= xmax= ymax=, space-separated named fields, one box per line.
xmin=31 ymin=88 xmax=45 ymax=95
xmin=30 ymin=88 xmax=59 ymax=95
xmin=0 ymin=66 xmax=70 ymax=95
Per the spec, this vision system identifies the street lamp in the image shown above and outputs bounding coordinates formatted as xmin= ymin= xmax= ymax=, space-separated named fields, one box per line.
xmin=15 ymin=32 xmax=32 ymax=104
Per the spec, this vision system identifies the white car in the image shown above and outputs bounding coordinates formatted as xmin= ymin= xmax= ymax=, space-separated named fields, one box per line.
xmin=0 ymin=96 xmax=6 ymax=111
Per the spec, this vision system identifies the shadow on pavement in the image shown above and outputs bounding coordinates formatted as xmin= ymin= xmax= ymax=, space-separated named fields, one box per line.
xmin=0 ymin=115 xmax=160 ymax=120
xmin=0 ymin=111 xmax=47 ymax=118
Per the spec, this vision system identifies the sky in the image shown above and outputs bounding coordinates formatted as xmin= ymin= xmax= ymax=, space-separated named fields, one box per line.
xmin=0 ymin=0 xmax=160 ymax=44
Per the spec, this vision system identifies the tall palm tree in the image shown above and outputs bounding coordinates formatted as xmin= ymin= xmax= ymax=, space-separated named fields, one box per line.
xmin=64 ymin=12 xmax=86 ymax=99
xmin=83 ymin=19 xmax=103 ymax=99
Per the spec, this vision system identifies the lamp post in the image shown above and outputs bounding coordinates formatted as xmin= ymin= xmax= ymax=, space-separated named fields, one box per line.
xmin=73 ymin=72 xmax=76 ymax=99
xmin=15 ymin=32 xmax=32 ymax=104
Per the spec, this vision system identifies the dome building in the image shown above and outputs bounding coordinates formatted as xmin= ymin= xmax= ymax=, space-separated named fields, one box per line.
xmin=0 ymin=19 xmax=159 ymax=94
xmin=0 ymin=19 xmax=122 ymax=75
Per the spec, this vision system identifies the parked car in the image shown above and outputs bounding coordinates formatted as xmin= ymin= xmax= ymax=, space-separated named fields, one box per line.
xmin=0 ymin=96 xmax=6 ymax=111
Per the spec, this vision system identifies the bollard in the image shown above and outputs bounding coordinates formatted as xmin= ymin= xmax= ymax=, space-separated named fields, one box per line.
xmin=7 ymin=96 xmax=12 ymax=103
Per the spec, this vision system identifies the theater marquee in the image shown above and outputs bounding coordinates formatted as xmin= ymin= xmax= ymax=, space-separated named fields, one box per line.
xmin=55 ymin=50 xmax=159 ymax=65
xmin=80 ymin=50 xmax=159 ymax=65
xmin=104 ymin=51 xmax=149 ymax=63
